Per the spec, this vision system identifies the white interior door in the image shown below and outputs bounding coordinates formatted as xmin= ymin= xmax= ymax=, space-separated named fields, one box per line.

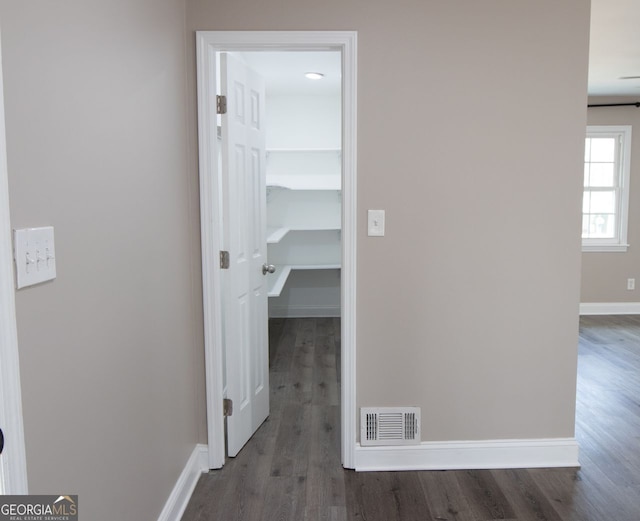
xmin=221 ymin=53 xmax=270 ymax=457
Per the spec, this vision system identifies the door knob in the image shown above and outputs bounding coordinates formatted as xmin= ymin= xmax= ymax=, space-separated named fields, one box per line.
xmin=262 ymin=264 xmax=276 ymax=275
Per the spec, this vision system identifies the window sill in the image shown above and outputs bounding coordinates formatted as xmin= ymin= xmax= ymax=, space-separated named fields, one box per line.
xmin=582 ymin=244 xmax=629 ymax=253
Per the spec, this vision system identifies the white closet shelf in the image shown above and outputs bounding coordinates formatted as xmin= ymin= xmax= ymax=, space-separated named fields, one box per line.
xmin=266 ymin=227 xmax=290 ymax=244
xmin=267 ymin=265 xmax=292 ymax=298
xmin=291 ymin=264 xmax=341 ymax=270
xmin=266 ymin=148 xmax=341 ymax=153
xmin=267 ymin=264 xmax=341 ymax=297
xmin=267 ymin=226 xmax=341 ymax=244
xmin=267 ymin=174 xmax=341 ymax=191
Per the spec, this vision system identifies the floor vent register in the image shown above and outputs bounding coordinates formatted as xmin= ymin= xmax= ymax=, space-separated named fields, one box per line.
xmin=360 ymin=407 xmax=421 ymax=446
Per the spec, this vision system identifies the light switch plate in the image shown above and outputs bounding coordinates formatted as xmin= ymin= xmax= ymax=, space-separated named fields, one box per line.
xmin=368 ymin=209 xmax=385 ymax=236
xmin=14 ymin=226 xmax=56 ymax=289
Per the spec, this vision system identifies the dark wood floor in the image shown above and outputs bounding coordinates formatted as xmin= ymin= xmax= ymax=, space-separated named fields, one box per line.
xmin=181 ymin=316 xmax=640 ymax=521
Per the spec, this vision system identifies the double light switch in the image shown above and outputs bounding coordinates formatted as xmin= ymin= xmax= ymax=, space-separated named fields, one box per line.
xmin=14 ymin=226 xmax=56 ymax=289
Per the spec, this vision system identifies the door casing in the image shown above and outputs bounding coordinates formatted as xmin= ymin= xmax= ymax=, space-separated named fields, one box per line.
xmin=0 ymin=29 xmax=29 ymax=494
xmin=196 ymin=31 xmax=358 ymax=469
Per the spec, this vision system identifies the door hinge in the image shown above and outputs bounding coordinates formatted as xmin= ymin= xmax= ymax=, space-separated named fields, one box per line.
xmin=216 ymin=95 xmax=227 ymax=115
xmin=223 ymin=398 xmax=233 ymax=417
xmin=220 ymin=250 xmax=230 ymax=269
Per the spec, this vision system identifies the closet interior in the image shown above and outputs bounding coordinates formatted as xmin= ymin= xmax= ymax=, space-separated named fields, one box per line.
xmin=242 ymin=51 xmax=342 ymax=318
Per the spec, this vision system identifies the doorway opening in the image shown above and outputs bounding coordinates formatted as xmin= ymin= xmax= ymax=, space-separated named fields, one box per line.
xmin=196 ymin=31 xmax=357 ymax=470
xmin=243 ymin=51 xmax=342 ymax=321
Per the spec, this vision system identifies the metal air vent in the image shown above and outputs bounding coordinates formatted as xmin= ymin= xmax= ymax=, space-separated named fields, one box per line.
xmin=360 ymin=407 xmax=421 ymax=446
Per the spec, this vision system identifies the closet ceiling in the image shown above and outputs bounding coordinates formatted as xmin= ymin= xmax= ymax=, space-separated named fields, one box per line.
xmin=589 ymin=0 xmax=640 ymax=96
xmin=240 ymin=52 xmax=341 ymax=96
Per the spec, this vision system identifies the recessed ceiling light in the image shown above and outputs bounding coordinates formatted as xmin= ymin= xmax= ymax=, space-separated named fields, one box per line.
xmin=305 ymin=72 xmax=324 ymax=80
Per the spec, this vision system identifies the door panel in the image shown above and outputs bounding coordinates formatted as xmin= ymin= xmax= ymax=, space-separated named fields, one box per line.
xmin=221 ymin=53 xmax=269 ymax=457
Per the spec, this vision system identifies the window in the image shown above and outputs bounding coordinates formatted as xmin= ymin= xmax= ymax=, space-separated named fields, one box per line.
xmin=583 ymin=125 xmax=632 ymax=252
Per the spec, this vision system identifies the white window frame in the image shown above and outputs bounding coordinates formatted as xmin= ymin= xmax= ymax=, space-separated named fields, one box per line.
xmin=582 ymin=125 xmax=632 ymax=252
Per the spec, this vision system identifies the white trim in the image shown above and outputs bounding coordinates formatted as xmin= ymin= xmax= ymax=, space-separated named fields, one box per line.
xmin=580 ymin=302 xmax=640 ymax=315
xmin=582 ymin=125 xmax=632 ymax=252
xmin=157 ymin=444 xmax=208 ymax=521
xmin=268 ymin=304 xmax=341 ymax=318
xmin=354 ymin=438 xmax=580 ymax=472
xmin=0 ymin=30 xmax=28 ymax=494
xmin=195 ymin=31 xmax=358 ymax=470
xmin=582 ymin=243 xmax=629 ymax=252
xmin=195 ymin=33 xmax=226 ymax=469
xmin=340 ymin=32 xmax=358 ymax=470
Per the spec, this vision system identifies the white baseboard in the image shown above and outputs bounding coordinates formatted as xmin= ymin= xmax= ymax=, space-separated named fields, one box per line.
xmin=354 ymin=438 xmax=579 ymax=471
xmin=269 ymin=304 xmax=340 ymax=318
xmin=580 ymin=302 xmax=640 ymax=315
xmin=157 ymin=444 xmax=208 ymax=521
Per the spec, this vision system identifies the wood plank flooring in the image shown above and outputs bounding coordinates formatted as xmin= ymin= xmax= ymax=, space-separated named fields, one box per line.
xmin=181 ymin=316 xmax=640 ymax=521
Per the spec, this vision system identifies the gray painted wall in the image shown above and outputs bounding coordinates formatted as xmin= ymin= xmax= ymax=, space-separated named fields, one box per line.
xmin=186 ymin=0 xmax=589 ymax=441
xmin=0 ymin=0 xmax=205 ymax=519
xmin=1 ymin=0 xmax=590 ymax=518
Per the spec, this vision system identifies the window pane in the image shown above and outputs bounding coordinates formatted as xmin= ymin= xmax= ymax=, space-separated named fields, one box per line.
xmin=582 ymin=215 xmax=590 ymax=237
xmin=583 ymin=191 xmax=591 ymax=213
xmin=584 ymin=163 xmax=590 ymax=186
xmin=588 ymin=162 xmax=615 ymax=187
xmin=590 ymin=137 xmax=615 ymax=162
xmin=585 ymin=213 xmax=616 ymax=238
xmin=590 ymin=191 xmax=615 ymax=213
xmin=584 ymin=138 xmax=591 ymax=162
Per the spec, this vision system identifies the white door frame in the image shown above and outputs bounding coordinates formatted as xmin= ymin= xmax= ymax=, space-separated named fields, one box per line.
xmin=0 ymin=31 xmax=29 ymax=494
xmin=196 ymin=31 xmax=357 ymax=469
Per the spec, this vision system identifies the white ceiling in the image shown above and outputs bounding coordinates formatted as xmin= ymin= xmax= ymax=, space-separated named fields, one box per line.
xmin=589 ymin=0 xmax=640 ymax=96
xmin=239 ymin=52 xmax=341 ymax=96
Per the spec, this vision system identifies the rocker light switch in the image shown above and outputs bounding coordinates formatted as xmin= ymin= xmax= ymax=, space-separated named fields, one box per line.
xmin=368 ymin=209 xmax=385 ymax=237
xmin=14 ymin=226 xmax=57 ymax=289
